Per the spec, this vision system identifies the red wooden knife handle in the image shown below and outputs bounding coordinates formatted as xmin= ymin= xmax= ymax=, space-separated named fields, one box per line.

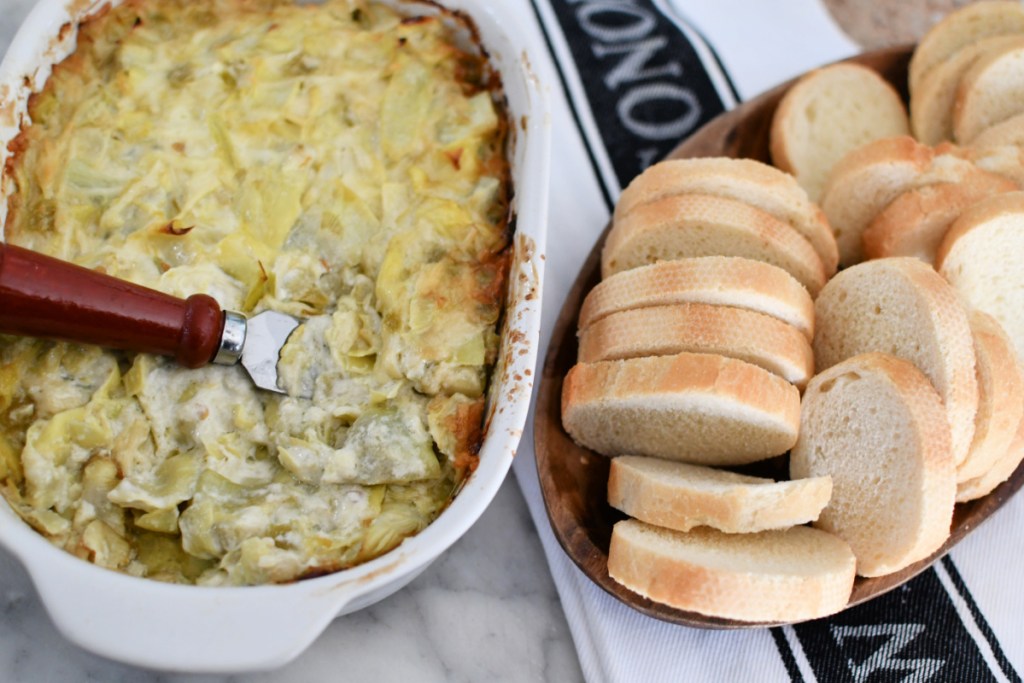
xmin=0 ymin=243 xmax=223 ymax=368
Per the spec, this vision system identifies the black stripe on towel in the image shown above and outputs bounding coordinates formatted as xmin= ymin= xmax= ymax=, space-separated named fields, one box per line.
xmin=537 ymin=0 xmax=727 ymax=188
xmin=792 ymin=569 xmax=997 ymax=683
xmin=770 ymin=628 xmax=806 ymax=683
xmin=940 ymin=556 xmax=1021 ymax=683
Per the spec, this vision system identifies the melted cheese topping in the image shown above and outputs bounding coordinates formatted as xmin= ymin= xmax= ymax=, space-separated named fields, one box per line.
xmin=0 ymin=0 xmax=509 ymax=585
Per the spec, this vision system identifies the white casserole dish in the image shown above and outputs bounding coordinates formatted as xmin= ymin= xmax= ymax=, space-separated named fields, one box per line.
xmin=0 ymin=0 xmax=552 ymax=672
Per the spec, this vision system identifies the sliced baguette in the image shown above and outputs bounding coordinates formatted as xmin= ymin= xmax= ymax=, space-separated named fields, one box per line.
xmin=603 ymin=193 xmax=827 ymax=295
xmin=958 ymin=311 xmax=1024 ymax=484
xmin=608 ymin=455 xmax=832 ymax=533
xmin=861 ymin=171 xmax=1016 ymax=263
xmin=561 ymin=353 xmax=800 ymax=466
xmin=790 ymin=353 xmax=956 ymax=577
xmin=970 ymin=110 xmax=1024 ymax=148
xmin=613 ymin=158 xmax=838 ymax=275
xmin=953 ymin=42 xmax=1024 ymax=143
xmin=607 ymin=520 xmax=856 ymax=622
xmin=820 ymin=136 xmax=933 ymax=266
xmin=772 ymin=63 xmax=909 ymax=203
xmin=577 ymin=257 xmax=815 ymax=340
xmin=578 ymin=303 xmax=814 ymax=388
xmin=911 ymin=34 xmax=1024 ymax=145
xmin=937 ymin=191 xmax=1024 ymax=363
xmin=813 ymin=258 xmax=978 ymax=467
xmin=909 ymin=1 xmax=1024 ymax=94
xmin=948 ymin=143 xmax=1024 ymax=187
xmin=958 ymin=414 xmax=1024 ymax=502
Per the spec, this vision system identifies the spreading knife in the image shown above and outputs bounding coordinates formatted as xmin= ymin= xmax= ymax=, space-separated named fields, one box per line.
xmin=0 ymin=242 xmax=303 ymax=395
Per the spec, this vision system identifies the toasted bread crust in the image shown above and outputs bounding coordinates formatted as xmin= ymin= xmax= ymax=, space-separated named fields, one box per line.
xmin=909 ymin=1 xmax=1024 ymax=94
xmin=608 ymin=521 xmax=856 ymax=622
xmin=561 ymin=353 xmax=800 ymax=465
xmin=772 ymin=63 xmax=909 ymax=203
xmin=578 ymin=257 xmax=815 ymax=339
xmin=604 ymin=193 xmax=827 ymax=294
xmin=957 ymin=311 xmax=1024 ymax=484
xmin=578 ymin=303 xmax=814 ymax=388
xmin=958 ymin=414 xmax=1024 ymax=501
xmin=608 ymin=456 xmax=832 ymax=533
xmin=936 ymin=189 xmax=1024 ymax=268
xmin=814 ymin=258 xmax=979 ymax=467
xmin=615 ymin=158 xmax=838 ymax=275
xmin=953 ymin=42 xmax=1024 ymax=143
xmin=820 ymin=136 xmax=935 ymax=266
xmin=911 ymin=35 xmax=1024 ymax=145
xmin=862 ymin=171 xmax=1015 ymax=263
xmin=791 ymin=353 xmax=956 ymax=577
xmin=970 ymin=111 xmax=1024 ymax=148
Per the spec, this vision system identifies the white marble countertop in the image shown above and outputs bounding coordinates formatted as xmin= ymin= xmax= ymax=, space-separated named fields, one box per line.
xmin=0 ymin=1 xmax=583 ymax=680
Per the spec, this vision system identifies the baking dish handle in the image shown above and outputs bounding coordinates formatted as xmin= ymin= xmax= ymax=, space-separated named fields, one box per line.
xmin=18 ymin=547 xmax=361 ymax=673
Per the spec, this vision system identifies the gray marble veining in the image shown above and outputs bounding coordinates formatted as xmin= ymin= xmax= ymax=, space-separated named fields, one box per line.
xmin=0 ymin=0 xmax=583 ymax=679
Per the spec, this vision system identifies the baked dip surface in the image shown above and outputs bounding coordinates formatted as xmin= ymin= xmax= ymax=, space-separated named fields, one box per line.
xmin=0 ymin=0 xmax=511 ymax=585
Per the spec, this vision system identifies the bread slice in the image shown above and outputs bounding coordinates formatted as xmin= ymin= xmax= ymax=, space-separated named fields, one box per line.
xmin=953 ymin=42 xmax=1024 ymax=143
xmin=820 ymin=137 xmax=933 ymax=266
xmin=970 ymin=111 xmax=1024 ymax=148
xmin=813 ymin=258 xmax=978 ymax=467
xmin=958 ymin=414 xmax=1024 ymax=502
xmin=790 ymin=354 xmax=956 ymax=577
xmin=577 ymin=257 xmax=815 ymax=340
xmin=607 ymin=520 xmax=856 ymax=622
xmin=608 ymin=455 xmax=832 ymax=533
xmin=578 ymin=303 xmax=814 ymax=388
xmin=911 ymin=34 xmax=1024 ymax=145
xmin=614 ymin=158 xmax=838 ymax=275
xmin=937 ymin=191 xmax=1024 ymax=363
xmin=861 ymin=172 xmax=1016 ymax=263
xmin=772 ymin=63 xmax=909 ymax=203
xmin=958 ymin=311 xmax=1024 ymax=484
xmin=561 ymin=353 xmax=800 ymax=465
xmin=603 ymin=193 xmax=827 ymax=295
xmin=909 ymin=1 xmax=1024 ymax=95
xmin=943 ymin=142 xmax=1024 ymax=187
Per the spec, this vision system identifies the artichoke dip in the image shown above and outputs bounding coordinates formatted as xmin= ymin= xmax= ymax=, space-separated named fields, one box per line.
xmin=0 ymin=0 xmax=511 ymax=585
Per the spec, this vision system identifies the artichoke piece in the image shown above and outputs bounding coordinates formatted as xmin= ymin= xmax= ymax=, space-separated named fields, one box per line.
xmin=77 ymin=456 xmax=126 ymax=536
xmin=381 ymin=55 xmax=433 ymax=161
xmin=271 ymin=251 xmax=330 ymax=313
xmin=439 ymin=91 xmax=500 ymax=145
xmin=108 ymin=450 xmax=202 ymax=512
xmin=135 ymin=507 xmax=180 ymax=534
xmin=180 ymin=470 xmax=376 ymax=579
xmin=130 ymin=358 xmax=267 ymax=459
xmin=358 ymin=479 xmax=454 ymax=562
xmin=215 ymin=537 xmax=304 ymax=586
xmin=323 ymin=407 xmax=440 ymax=485
xmin=81 ymin=520 xmax=133 ymax=570
xmin=427 ymin=393 xmax=484 ymax=475
xmin=203 ymin=433 xmax=277 ymax=487
xmin=22 ymin=404 xmax=112 ymax=511
xmin=276 ymin=316 xmax=332 ymax=399
xmin=135 ymin=532 xmax=216 ymax=584
xmin=238 ymin=169 xmax=305 ymax=251
xmin=0 ymin=434 xmax=24 ymax=489
xmin=213 ymin=232 xmax=274 ymax=312
xmin=24 ymin=344 xmax=119 ymax=419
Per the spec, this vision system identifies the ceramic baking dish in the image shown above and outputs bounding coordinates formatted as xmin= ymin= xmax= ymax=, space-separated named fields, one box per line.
xmin=0 ymin=0 xmax=552 ymax=672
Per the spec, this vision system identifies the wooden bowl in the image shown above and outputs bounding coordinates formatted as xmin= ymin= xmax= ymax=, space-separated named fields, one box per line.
xmin=532 ymin=46 xmax=1024 ymax=628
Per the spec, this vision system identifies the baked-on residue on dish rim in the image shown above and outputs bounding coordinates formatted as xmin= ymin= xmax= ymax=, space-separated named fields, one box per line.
xmin=0 ymin=0 xmax=552 ymax=672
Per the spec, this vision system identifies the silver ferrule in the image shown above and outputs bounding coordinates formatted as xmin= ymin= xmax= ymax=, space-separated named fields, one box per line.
xmin=213 ymin=311 xmax=247 ymax=366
